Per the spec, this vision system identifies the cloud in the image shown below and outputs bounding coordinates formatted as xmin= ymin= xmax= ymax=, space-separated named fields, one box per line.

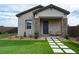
xmin=70 ymin=10 xmax=79 ymax=17
xmin=0 ymin=19 xmax=18 ymax=27
xmin=0 ymin=0 xmax=79 ymax=4
xmin=68 ymin=16 xmax=79 ymax=26
xmin=68 ymin=9 xmax=79 ymax=26
xmin=0 ymin=4 xmax=79 ymax=27
xmin=0 ymin=4 xmax=36 ymax=27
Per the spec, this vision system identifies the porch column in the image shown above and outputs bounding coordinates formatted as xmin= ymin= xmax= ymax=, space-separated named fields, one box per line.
xmin=62 ymin=17 xmax=68 ymax=37
xmin=34 ymin=18 xmax=40 ymax=36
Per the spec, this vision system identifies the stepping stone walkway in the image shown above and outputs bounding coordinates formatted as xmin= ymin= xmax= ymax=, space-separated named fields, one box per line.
xmin=47 ymin=37 xmax=76 ymax=54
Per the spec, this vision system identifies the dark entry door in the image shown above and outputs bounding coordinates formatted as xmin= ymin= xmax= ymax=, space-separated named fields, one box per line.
xmin=43 ymin=20 xmax=48 ymax=34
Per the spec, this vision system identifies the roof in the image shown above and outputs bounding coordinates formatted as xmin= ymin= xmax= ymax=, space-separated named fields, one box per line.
xmin=33 ymin=4 xmax=70 ymax=15
xmin=16 ymin=4 xmax=70 ymax=17
xmin=16 ymin=5 xmax=44 ymax=17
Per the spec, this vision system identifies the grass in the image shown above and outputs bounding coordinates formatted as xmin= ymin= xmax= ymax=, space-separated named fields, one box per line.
xmin=61 ymin=39 xmax=79 ymax=54
xmin=0 ymin=34 xmax=16 ymax=39
xmin=0 ymin=34 xmax=79 ymax=54
xmin=0 ymin=40 xmax=53 ymax=54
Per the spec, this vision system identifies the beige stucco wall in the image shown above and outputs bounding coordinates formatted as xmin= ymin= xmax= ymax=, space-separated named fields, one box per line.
xmin=18 ymin=8 xmax=43 ymax=36
xmin=18 ymin=10 xmax=35 ymax=36
xmin=18 ymin=12 xmax=33 ymax=36
xmin=35 ymin=8 xmax=67 ymax=18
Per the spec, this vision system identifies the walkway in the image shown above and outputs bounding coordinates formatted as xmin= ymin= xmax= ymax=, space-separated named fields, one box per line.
xmin=47 ymin=37 xmax=76 ymax=54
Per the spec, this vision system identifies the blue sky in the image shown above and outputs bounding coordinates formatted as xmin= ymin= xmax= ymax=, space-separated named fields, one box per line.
xmin=0 ymin=4 xmax=79 ymax=27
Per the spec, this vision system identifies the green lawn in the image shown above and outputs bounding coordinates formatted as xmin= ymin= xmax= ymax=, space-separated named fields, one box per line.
xmin=0 ymin=34 xmax=16 ymax=39
xmin=0 ymin=34 xmax=79 ymax=54
xmin=0 ymin=40 xmax=53 ymax=54
xmin=61 ymin=40 xmax=79 ymax=54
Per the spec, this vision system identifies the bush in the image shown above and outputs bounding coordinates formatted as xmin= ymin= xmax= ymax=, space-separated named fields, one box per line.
xmin=34 ymin=32 xmax=39 ymax=39
xmin=24 ymin=32 xmax=26 ymax=37
xmin=64 ymin=35 xmax=69 ymax=39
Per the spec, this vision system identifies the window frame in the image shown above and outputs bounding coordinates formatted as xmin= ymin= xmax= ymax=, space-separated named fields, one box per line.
xmin=25 ymin=20 xmax=32 ymax=29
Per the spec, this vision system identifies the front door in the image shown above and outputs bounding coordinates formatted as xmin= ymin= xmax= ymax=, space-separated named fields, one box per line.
xmin=43 ymin=20 xmax=48 ymax=34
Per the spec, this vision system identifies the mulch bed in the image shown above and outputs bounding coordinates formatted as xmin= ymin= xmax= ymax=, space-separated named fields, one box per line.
xmin=0 ymin=36 xmax=45 ymax=40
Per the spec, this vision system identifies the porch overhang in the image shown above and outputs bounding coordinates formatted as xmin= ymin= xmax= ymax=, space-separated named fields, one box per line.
xmin=39 ymin=16 xmax=63 ymax=19
xmin=34 ymin=16 xmax=68 ymax=37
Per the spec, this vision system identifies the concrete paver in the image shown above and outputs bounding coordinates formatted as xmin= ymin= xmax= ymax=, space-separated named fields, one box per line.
xmin=57 ymin=43 xmax=65 ymax=46
xmin=50 ymin=45 xmax=59 ymax=48
xmin=48 ymin=41 xmax=54 ymax=42
xmin=53 ymin=40 xmax=60 ymax=42
xmin=53 ymin=49 xmax=64 ymax=53
xmin=63 ymin=49 xmax=76 ymax=53
xmin=49 ymin=43 xmax=57 ymax=46
xmin=59 ymin=45 xmax=69 ymax=48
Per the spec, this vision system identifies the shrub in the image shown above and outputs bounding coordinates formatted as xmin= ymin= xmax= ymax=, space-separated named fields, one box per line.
xmin=64 ymin=35 xmax=69 ymax=39
xmin=34 ymin=32 xmax=39 ymax=39
xmin=24 ymin=32 xmax=26 ymax=37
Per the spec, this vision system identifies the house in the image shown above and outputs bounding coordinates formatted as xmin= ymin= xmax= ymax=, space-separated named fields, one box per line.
xmin=0 ymin=26 xmax=17 ymax=34
xmin=16 ymin=4 xmax=70 ymax=37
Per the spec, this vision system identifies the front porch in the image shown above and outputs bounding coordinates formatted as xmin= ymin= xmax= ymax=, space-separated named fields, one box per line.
xmin=34 ymin=17 xmax=67 ymax=37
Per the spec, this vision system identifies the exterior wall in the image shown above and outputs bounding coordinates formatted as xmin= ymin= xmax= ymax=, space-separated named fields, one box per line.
xmin=40 ymin=20 xmax=43 ymax=35
xmin=34 ymin=18 xmax=40 ymax=35
xmin=61 ymin=17 xmax=68 ymax=36
xmin=18 ymin=17 xmax=25 ymax=36
xmin=35 ymin=8 xmax=67 ymax=18
xmin=40 ymin=19 xmax=61 ymax=35
xmin=49 ymin=19 xmax=61 ymax=34
xmin=18 ymin=12 xmax=34 ymax=36
xmin=35 ymin=8 xmax=68 ymax=36
xmin=18 ymin=7 xmax=68 ymax=37
xmin=18 ymin=10 xmax=36 ymax=36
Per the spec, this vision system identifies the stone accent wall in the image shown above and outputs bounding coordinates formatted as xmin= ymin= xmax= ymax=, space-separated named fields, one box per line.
xmin=62 ymin=18 xmax=68 ymax=37
xmin=34 ymin=18 xmax=40 ymax=35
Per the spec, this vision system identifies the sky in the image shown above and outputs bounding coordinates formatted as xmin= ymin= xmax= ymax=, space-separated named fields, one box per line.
xmin=0 ymin=0 xmax=79 ymax=27
xmin=0 ymin=4 xmax=37 ymax=27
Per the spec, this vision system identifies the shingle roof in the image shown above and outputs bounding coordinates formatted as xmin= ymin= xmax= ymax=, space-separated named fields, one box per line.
xmin=16 ymin=5 xmax=44 ymax=17
xmin=33 ymin=4 xmax=70 ymax=15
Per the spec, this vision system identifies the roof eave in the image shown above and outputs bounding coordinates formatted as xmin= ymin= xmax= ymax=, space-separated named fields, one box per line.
xmin=16 ymin=5 xmax=44 ymax=17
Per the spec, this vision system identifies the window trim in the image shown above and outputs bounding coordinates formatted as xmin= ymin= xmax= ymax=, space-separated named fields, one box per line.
xmin=25 ymin=20 xmax=32 ymax=29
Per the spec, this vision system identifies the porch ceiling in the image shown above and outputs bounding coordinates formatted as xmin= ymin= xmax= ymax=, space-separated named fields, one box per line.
xmin=40 ymin=16 xmax=62 ymax=19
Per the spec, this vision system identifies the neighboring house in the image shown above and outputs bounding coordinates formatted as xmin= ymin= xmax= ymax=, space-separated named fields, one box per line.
xmin=16 ymin=4 xmax=70 ymax=37
xmin=0 ymin=26 xmax=17 ymax=34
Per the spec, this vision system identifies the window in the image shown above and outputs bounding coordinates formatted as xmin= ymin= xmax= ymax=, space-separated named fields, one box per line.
xmin=25 ymin=20 xmax=32 ymax=29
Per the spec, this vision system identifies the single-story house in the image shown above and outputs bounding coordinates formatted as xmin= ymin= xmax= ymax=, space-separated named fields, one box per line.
xmin=16 ymin=4 xmax=70 ymax=37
